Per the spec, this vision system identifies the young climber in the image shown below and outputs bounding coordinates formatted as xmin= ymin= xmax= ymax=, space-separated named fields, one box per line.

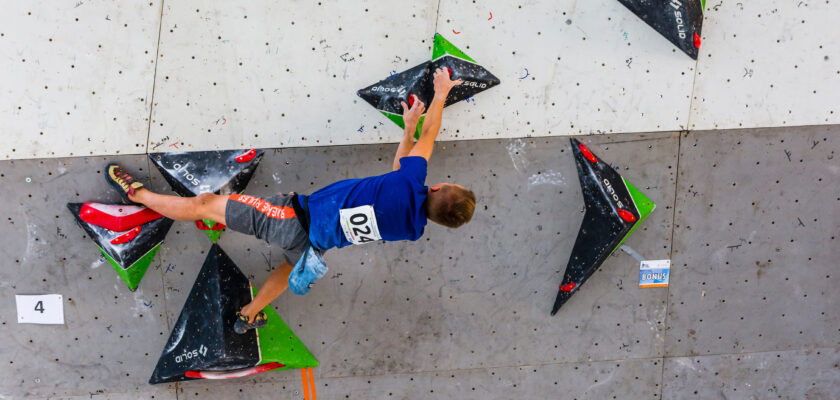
xmin=104 ymin=68 xmax=476 ymax=333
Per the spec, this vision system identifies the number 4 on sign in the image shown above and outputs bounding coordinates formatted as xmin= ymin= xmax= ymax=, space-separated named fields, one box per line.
xmin=16 ymin=294 xmax=64 ymax=324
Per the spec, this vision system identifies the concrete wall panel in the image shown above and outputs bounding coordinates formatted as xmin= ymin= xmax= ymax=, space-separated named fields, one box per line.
xmin=0 ymin=2 xmax=161 ymax=160
xmin=689 ymin=1 xmax=840 ymax=129
xmin=667 ymin=126 xmax=840 ymax=357
xmin=663 ymin=347 xmax=840 ymax=399
xmin=146 ymin=0 xmax=439 ymax=153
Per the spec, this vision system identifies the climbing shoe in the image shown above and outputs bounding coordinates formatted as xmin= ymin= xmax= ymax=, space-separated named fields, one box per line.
xmin=233 ymin=310 xmax=267 ymax=334
xmin=105 ymin=163 xmax=145 ymax=204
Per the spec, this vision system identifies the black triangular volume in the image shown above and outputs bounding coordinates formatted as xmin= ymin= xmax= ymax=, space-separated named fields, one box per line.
xmin=67 ymin=203 xmax=173 ymax=271
xmin=357 ymin=61 xmax=434 ymax=115
xmin=430 ymin=56 xmax=501 ymax=107
xmin=357 ymin=59 xmax=501 ymax=115
xmin=618 ymin=0 xmax=704 ymax=59
xmin=148 ymin=149 xmax=265 ymax=197
xmin=149 ymin=244 xmax=259 ymax=384
xmin=551 ymin=139 xmax=639 ymax=315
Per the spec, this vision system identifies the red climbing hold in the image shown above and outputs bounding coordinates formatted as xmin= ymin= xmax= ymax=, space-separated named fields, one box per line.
xmin=408 ymin=94 xmax=417 ymax=108
xmin=79 ymin=202 xmax=163 ymax=232
xmin=195 ymin=220 xmax=226 ymax=231
xmin=693 ymin=33 xmax=701 ymax=48
xmin=110 ymin=226 xmax=141 ymax=245
xmin=235 ymin=149 xmax=257 ymax=163
xmin=578 ymin=143 xmax=598 ymax=163
xmin=617 ymin=209 xmax=637 ymax=222
xmin=446 ymin=67 xmax=453 ymax=78
xmin=184 ymin=362 xmax=285 ymax=380
xmin=559 ymin=282 xmax=576 ymax=292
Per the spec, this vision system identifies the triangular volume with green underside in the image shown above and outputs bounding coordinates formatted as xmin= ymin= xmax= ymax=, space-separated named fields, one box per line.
xmin=550 ymin=139 xmax=655 ymax=315
xmin=357 ymin=34 xmax=500 ymax=138
xmin=617 ymin=0 xmax=705 ymax=59
xmin=251 ymin=286 xmax=319 ymax=370
xmin=203 ymin=228 xmax=222 ymax=243
xmin=97 ymin=243 xmax=161 ymax=292
xmin=196 ymin=218 xmax=225 ymax=243
xmin=67 ymin=203 xmax=173 ymax=291
xmin=149 ymin=149 xmax=263 ymax=242
xmin=615 ymin=179 xmax=655 ymax=252
xmin=149 ymin=244 xmax=316 ymax=384
xmin=432 ymin=33 xmax=476 ymax=62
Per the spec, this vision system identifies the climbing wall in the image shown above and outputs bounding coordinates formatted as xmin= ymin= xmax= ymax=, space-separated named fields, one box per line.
xmin=435 ymin=0 xmax=696 ymax=138
xmin=0 ymin=0 xmax=839 ymax=398
xmin=3 ymin=0 xmax=839 ymax=160
xmin=688 ymin=1 xmax=840 ymax=129
xmin=664 ymin=126 xmax=840 ymax=398
xmin=2 ymin=126 xmax=837 ymax=398
xmin=0 ymin=1 xmax=162 ymax=160
xmin=145 ymin=0 xmax=439 ymax=152
xmin=0 ymin=156 xmax=175 ymax=399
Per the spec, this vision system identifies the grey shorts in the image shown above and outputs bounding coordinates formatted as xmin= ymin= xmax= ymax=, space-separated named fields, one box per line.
xmin=225 ymin=193 xmax=310 ymax=265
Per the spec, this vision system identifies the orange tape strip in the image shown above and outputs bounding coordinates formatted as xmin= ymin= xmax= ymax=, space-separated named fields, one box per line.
xmin=301 ymin=369 xmax=311 ymax=400
xmin=308 ymin=367 xmax=317 ymax=400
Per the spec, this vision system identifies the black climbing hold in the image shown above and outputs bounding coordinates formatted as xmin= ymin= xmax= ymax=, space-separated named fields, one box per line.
xmin=618 ymin=0 xmax=704 ymax=59
xmin=148 ymin=149 xmax=264 ymax=198
xmin=357 ymin=34 xmax=500 ymax=138
xmin=551 ymin=139 xmax=655 ymax=315
xmin=149 ymin=244 xmax=317 ymax=384
xmin=67 ymin=203 xmax=173 ymax=291
xmin=148 ymin=149 xmax=264 ymax=242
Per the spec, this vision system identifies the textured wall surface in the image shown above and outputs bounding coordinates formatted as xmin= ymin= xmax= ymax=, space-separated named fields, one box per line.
xmin=689 ymin=1 xmax=840 ymax=130
xmin=1 ymin=126 xmax=838 ymax=399
xmin=2 ymin=1 xmax=840 ymax=160
xmin=0 ymin=1 xmax=162 ymax=160
xmin=146 ymin=0 xmax=439 ymax=152
xmin=1 ymin=0 xmax=838 ymax=398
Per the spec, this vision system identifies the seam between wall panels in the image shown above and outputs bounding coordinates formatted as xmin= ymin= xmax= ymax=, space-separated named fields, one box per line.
xmin=433 ymin=0 xmax=443 ymax=35
xmin=685 ymin=59 xmax=701 ymax=131
xmin=149 ymin=3 xmax=170 ymax=397
xmin=658 ymin=131 xmax=683 ymax=399
xmin=145 ymin=0 xmax=166 ymax=156
xmin=684 ymin=9 xmax=705 ymax=131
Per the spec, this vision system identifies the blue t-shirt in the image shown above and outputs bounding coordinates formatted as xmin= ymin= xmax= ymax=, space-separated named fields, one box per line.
xmin=302 ymin=156 xmax=428 ymax=250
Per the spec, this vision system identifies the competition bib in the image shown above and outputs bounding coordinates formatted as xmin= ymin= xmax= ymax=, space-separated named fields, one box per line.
xmin=339 ymin=205 xmax=382 ymax=245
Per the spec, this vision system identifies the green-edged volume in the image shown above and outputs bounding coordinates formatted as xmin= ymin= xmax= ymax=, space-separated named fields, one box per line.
xmin=98 ymin=243 xmax=161 ymax=292
xmin=433 ymin=34 xmax=476 ymax=62
xmin=201 ymin=218 xmax=223 ymax=243
xmin=613 ymin=178 xmax=656 ymax=252
xmin=251 ymin=287 xmax=318 ymax=369
xmin=381 ymin=112 xmax=425 ymax=139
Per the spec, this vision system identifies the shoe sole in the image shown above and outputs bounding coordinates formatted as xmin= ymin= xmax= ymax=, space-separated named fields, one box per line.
xmin=104 ymin=163 xmax=139 ymax=205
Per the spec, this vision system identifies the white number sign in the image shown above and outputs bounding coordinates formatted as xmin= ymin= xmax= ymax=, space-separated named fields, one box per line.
xmin=339 ymin=205 xmax=382 ymax=245
xmin=16 ymin=294 xmax=64 ymax=324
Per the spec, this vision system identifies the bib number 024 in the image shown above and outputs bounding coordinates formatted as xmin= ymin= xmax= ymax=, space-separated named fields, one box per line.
xmin=339 ymin=205 xmax=382 ymax=245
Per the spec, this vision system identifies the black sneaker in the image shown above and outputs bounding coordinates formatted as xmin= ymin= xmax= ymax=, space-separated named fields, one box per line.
xmin=234 ymin=311 xmax=267 ymax=334
xmin=105 ymin=163 xmax=145 ymax=204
